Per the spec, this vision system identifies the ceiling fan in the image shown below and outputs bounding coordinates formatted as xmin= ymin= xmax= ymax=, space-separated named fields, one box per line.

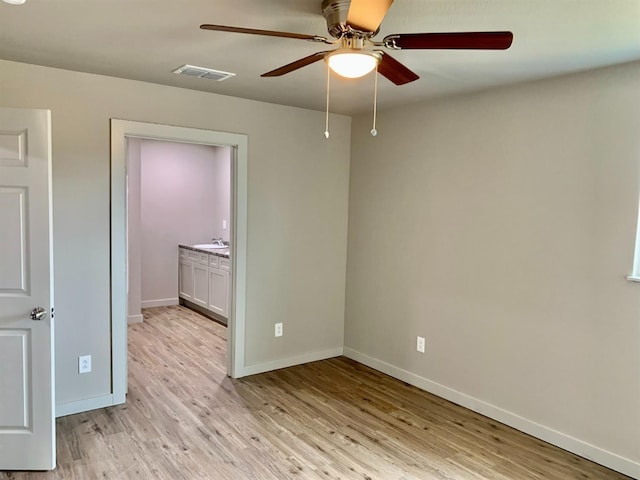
xmin=200 ymin=0 xmax=513 ymax=85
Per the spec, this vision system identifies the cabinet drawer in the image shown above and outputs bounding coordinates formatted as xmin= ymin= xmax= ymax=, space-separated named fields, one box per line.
xmin=219 ymin=258 xmax=230 ymax=271
xmin=209 ymin=255 xmax=219 ymax=268
xmin=179 ymin=247 xmax=188 ymax=259
xmin=187 ymin=250 xmax=208 ymax=265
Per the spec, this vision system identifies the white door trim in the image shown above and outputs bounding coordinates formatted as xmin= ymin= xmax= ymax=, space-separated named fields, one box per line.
xmin=110 ymin=120 xmax=248 ymax=405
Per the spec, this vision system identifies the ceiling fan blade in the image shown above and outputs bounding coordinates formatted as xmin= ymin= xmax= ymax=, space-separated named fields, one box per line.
xmin=385 ymin=31 xmax=513 ymax=50
xmin=200 ymin=24 xmax=327 ymax=42
xmin=261 ymin=52 xmax=328 ymax=77
xmin=377 ymin=52 xmax=419 ymax=85
xmin=346 ymin=0 xmax=394 ymax=33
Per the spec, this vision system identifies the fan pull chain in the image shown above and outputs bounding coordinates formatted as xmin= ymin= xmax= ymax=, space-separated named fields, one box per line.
xmin=324 ymin=63 xmax=331 ymax=139
xmin=371 ymin=63 xmax=378 ymax=137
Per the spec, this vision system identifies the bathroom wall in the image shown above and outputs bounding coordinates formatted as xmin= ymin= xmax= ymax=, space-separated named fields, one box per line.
xmin=211 ymin=147 xmax=232 ymax=242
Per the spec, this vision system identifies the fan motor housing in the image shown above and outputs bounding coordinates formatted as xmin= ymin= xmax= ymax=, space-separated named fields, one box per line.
xmin=321 ymin=0 xmax=349 ymax=37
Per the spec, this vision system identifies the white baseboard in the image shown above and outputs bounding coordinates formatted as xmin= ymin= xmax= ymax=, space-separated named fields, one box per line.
xmin=141 ymin=298 xmax=178 ymax=308
xmin=56 ymin=393 xmax=117 ymax=418
xmin=238 ymin=347 xmax=343 ymax=377
xmin=343 ymin=347 xmax=639 ymax=480
xmin=128 ymin=314 xmax=143 ymax=324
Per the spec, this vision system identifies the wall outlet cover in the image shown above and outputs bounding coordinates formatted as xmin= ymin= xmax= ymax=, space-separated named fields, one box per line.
xmin=79 ymin=355 xmax=92 ymax=374
xmin=417 ymin=336 xmax=426 ymax=354
xmin=275 ymin=322 xmax=283 ymax=337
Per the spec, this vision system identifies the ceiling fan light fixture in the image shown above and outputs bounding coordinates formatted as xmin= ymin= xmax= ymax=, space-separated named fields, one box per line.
xmin=325 ymin=50 xmax=381 ymax=79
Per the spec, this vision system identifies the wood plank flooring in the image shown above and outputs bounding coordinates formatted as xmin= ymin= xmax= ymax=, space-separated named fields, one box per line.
xmin=0 ymin=305 xmax=632 ymax=479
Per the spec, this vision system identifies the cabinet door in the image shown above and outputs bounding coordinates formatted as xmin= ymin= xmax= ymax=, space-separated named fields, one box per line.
xmin=178 ymin=260 xmax=194 ymax=301
xmin=193 ymin=264 xmax=209 ymax=308
xmin=208 ymin=268 xmax=228 ymax=318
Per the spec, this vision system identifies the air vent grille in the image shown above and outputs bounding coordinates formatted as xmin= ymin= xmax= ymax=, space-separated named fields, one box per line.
xmin=172 ymin=64 xmax=236 ymax=81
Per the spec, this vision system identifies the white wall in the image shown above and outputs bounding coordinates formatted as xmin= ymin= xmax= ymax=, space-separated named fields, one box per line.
xmin=138 ymin=139 xmax=227 ymax=306
xmin=1 ymin=59 xmax=350 ymax=407
xmin=211 ymin=146 xmax=231 ymax=242
xmin=126 ymin=139 xmax=143 ymax=323
xmin=345 ymin=61 xmax=640 ymax=476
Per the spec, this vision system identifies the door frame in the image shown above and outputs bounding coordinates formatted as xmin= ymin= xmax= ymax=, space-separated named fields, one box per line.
xmin=110 ymin=119 xmax=248 ymax=404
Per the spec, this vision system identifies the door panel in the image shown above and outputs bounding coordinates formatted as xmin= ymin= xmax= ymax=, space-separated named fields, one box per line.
xmin=0 ymin=108 xmax=55 ymax=471
xmin=0 ymin=129 xmax=27 ymax=167
xmin=208 ymin=268 xmax=227 ymax=317
xmin=193 ymin=264 xmax=208 ymax=307
xmin=0 ymin=187 xmax=29 ymax=293
xmin=0 ymin=330 xmax=30 ymax=429
xmin=179 ymin=260 xmax=194 ymax=300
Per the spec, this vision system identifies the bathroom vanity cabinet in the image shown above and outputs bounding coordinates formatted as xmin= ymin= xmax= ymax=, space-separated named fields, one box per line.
xmin=179 ymin=246 xmax=230 ymax=321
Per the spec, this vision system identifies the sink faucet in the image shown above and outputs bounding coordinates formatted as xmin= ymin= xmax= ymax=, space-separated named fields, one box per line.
xmin=212 ymin=237 xmax=224 ymax=246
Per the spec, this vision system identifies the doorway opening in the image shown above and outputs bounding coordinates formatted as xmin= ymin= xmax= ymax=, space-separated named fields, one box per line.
xmin=110 ymin=120 xmax=248 ymax=405
xmin=127 ymin=138 xmax=232 ymax=327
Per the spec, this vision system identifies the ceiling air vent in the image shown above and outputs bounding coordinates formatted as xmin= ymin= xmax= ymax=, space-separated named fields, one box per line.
xmin=172 ymin=64 xmax=235 ymax=82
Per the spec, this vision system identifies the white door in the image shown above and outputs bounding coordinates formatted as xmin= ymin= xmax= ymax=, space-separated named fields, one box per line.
xmin=0 ymin=108 xmax=55 ymax=470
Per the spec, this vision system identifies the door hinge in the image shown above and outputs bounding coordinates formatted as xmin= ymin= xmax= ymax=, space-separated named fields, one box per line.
xmin=51 ymin=307 xmax=55 ymax=319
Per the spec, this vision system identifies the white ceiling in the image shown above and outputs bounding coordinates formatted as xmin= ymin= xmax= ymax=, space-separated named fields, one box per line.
xmin=1 ymin=0 xmax=639 ymax=114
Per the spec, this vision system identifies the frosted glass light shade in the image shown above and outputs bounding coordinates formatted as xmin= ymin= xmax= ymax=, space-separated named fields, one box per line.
xmin=326 ymin=50 xmax=380 ymax=79
xmin=2 ymin=0 xmax=26 ymax=4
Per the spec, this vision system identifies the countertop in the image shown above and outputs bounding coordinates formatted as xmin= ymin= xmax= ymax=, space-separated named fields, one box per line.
xmin=179 ymin=244 xmax=230 ymax=258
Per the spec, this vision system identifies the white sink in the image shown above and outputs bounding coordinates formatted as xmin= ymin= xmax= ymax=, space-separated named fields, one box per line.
xmin=193 ymin=244 xmax=228 ymax=249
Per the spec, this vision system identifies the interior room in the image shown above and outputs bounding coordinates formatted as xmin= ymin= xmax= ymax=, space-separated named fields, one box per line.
xmin=0 ymin=0 xmax=638 ymax=479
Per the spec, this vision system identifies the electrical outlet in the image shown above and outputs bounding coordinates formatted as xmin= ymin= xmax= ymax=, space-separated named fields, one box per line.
xmin=416 ymin=336 xmax=425 ymax=354
xmin=222 ymin=219 xmax=227 ymax=230
xmin=79 ymin=355 xmax=92 ymax=374
xmin=275 ymin=322 xmax=283 ymax=337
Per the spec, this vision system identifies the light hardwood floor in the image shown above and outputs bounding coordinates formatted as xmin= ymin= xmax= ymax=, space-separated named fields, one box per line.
xmin=1 ymin=305 xmax=631 ymax=479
